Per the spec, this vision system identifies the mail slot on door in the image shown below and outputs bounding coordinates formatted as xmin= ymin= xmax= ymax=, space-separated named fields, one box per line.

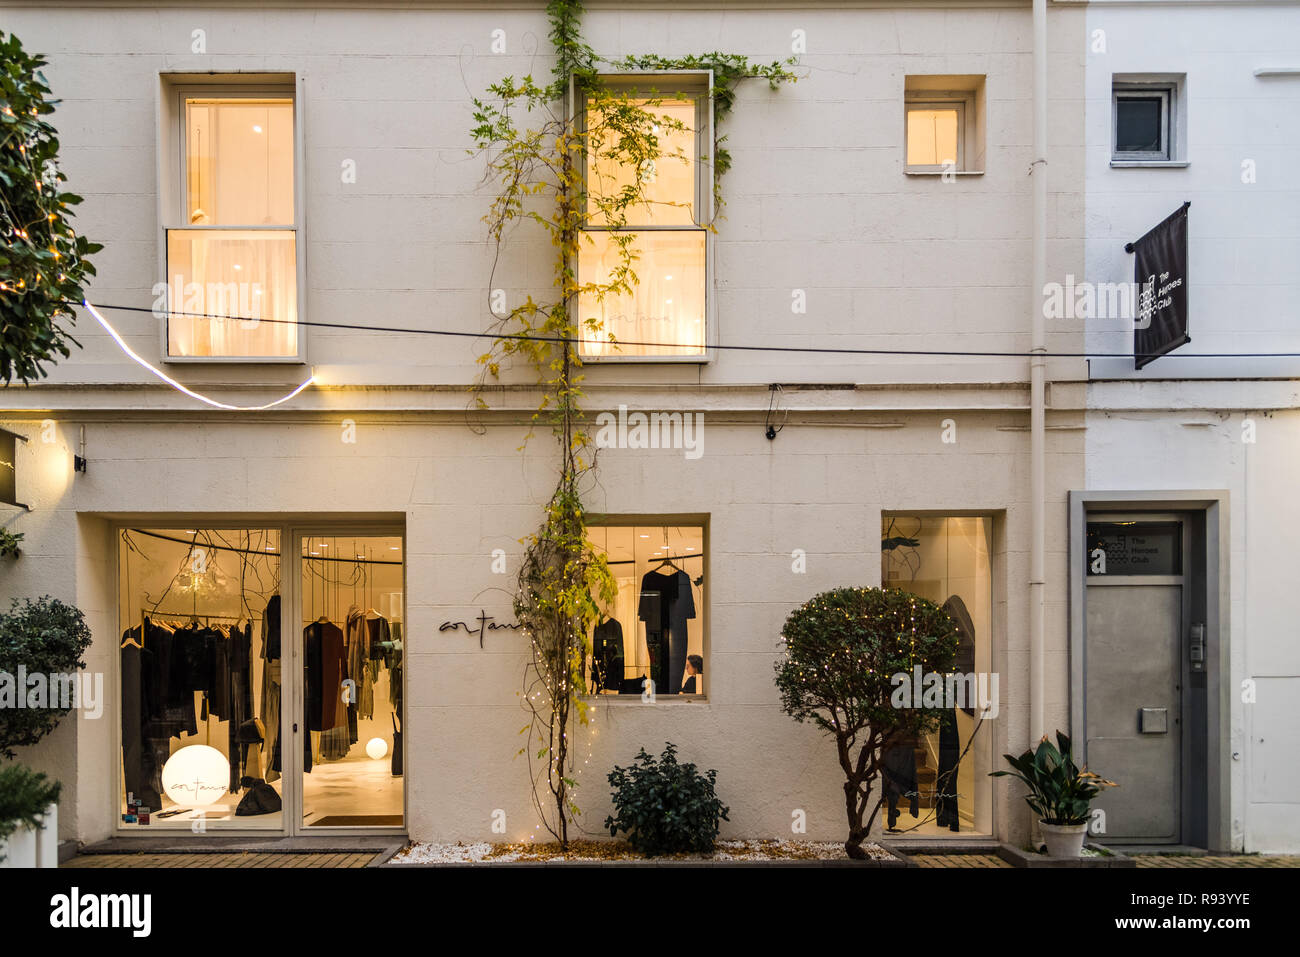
xmin=1139 ymin=708 xmax=1168 ymax=734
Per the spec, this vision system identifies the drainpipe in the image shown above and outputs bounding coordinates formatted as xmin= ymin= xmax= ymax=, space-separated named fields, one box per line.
xmin=1029 ymin=0 xmax=1048 ymax=749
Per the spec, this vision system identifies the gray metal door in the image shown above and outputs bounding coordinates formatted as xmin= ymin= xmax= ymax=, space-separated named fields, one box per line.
xmin=1084 ymin=517 xmax=1185 ymax=844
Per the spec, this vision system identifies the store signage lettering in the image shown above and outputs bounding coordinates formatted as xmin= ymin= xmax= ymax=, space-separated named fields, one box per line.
xmin=439 ymin=610 xmax=522 ymax=648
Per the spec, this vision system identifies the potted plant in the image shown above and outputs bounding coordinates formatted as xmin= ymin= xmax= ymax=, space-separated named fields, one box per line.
xmin=0 ymin=764 xmax=60 ymax=867
xmin=991 ymin=731 xmax=1116 ymax=858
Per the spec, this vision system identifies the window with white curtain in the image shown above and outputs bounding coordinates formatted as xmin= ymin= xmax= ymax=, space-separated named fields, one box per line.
xmin=165 ymin=91 xmax=299 ymax=359
xmin=578 ymin=78 xmax=709 ymax=359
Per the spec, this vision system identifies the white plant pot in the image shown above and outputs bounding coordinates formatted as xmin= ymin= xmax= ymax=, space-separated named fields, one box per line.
xmin=35 ymin=803 xmax=58 ymax=868
xmin=0 ymin=824 xmax=38 ymax=868
xmin=1039 ymin=821 xmax=1088 ymax=859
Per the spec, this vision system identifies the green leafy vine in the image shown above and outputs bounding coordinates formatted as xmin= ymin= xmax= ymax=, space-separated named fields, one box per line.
xmin=469 ymin=0 xmax=796 ymax=847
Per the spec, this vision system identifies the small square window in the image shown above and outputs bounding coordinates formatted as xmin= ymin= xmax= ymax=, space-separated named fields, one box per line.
xmin=904 ymin=76 xmax=984 ymax=175
xmin=1112 ymin=83 xmax=1175 ymax=162
xmin=906 ymin=103 xmax=964 ymax=170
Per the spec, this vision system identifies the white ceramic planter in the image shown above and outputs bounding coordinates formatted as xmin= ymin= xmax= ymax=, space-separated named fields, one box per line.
xmin=1 ymin=803 xmax=59 ymax=868
xmin=1039 ymin=821 xmax=1088 ymax=858
xmin=35 ymin=803 xmax=58 ymax=868
xmin=0 ymin=825 xmax=37 ymax=868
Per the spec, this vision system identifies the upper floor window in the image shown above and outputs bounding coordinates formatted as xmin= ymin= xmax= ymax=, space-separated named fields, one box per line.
xmin=1110 ymin=75 xmax=1186 ymax=166
xmin=577 ymin=75 xmax=710 ymax=360
xmin=163 ymin=81 xmax=299 ymax=359
xmin=904 ymin=75 xmax=985 ymax=175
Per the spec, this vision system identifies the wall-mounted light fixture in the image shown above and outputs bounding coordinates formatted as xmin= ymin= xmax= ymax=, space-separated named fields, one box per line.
xmin=73 ymin=425 xmax=88 ymax=474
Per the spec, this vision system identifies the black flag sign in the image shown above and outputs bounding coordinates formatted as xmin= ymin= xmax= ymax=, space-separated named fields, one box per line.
xmin=1127 ymin=201 xmax=1190 ymax=369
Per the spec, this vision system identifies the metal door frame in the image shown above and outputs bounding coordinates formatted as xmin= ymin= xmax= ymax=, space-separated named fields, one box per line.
xmin=1069 ymin=490 xmax=1230 ymax=851
xmin=287 ymin=522 xmax=407 ymax=838
xmin=1080 ymin=511 xmax=1187 ymax=843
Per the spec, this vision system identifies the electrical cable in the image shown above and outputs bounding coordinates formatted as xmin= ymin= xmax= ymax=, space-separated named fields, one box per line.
xmin=68 ymin=300 xmax=1300 ymax=361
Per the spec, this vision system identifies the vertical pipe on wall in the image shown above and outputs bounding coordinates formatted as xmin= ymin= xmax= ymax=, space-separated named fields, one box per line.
xmin=1029 ymin=0 xmax=1048 ymax=749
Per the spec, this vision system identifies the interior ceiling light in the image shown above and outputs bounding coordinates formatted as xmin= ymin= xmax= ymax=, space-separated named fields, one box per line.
xmin=83 ymin=300 xmax=315 ymax=411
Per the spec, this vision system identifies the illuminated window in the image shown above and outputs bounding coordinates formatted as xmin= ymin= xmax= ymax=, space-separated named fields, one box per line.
xmin=586 ymin=524 xmax=706 ymax=697
xmin=578 ymin=78 xmax=709 ymax=359
xmin=904 ymin=76 xmax=984 ymax=175
xmin=165 ymin=89 xmax=299 ymax=359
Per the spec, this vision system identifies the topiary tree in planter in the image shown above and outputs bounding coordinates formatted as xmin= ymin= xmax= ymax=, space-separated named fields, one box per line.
xmin=0 ymin=596 xmax=93 ymax=759
xmin=774 ymin=586 xmax=960 ymax=859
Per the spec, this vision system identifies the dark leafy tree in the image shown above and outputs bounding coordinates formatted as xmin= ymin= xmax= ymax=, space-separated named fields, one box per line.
xmin=0 ymin=30 xmax=102 ymax=384
xmin=774 ymin=586 xmax=959 ymax=859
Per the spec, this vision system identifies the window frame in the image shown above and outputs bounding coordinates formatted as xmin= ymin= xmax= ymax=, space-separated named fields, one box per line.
xmin=572 ymin=71 xmax=714 ymax=364
xmin=903 ymin=94 xmax=970 ymax=173
xmin=583 ymin=515 xmax=710 ymax=702
xmin=158 ymin=75 xmax=307 ymax=364
xmin=1112 ymin=82 xmax=1175 ymax=163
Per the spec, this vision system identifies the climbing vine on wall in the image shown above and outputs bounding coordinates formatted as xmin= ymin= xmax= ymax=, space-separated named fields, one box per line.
xmin=469 ymin=0 xmax=796 ymax=847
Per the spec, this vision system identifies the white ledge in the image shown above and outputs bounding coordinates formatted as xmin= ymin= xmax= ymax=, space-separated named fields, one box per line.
xmin=1109 ymin=160 xmax=1190 ymax=168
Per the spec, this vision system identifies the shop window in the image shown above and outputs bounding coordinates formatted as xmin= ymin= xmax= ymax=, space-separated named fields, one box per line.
xmin=904 ymin=75 xmax=985 ymax=174
xmin=578 ymin=76 xmax=710 ymax=359
xmin=117 ymin=528 xmax=405 ymax=831
xmin=881 ymin=515 xmax=994 ymax=835
xmin=163 ymin=82 xmax=300 ymax=359
xmin=586 ymin=524 xmax=706 ymax=697
xmin=118 ymin=527 xmax=284 ymax=829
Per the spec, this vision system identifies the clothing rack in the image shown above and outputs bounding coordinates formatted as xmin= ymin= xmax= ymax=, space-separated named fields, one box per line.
xmin=128 ymin=528 xmax=402 ymax=566
xmin=606 ymin=552 xmax=704 ymax=566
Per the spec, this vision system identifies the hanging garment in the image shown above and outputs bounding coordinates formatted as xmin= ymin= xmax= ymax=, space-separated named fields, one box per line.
xmin=936 ymin=709 xmax=962 ymax=830
xmin=260 ymin=599 xmax=282 ymax=783
xmin=120 ymin=628 xmax=162 ymax=810
xmin=591 ymin=617 xmax=625 ymax=692
xmin=637 ymin=568 xmax=695 ymax=695
xmin=388 ymin=621 xmax=403 ymax=715
xmin=304 ymin=620 xmax=346 ymax=731
xmin=883 ymin=737 xmax=920 ymax=830
xmin=345 ymin=608 xmax=377 ymax=720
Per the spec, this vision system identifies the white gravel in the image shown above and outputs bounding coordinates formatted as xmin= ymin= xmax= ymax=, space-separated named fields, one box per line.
xmin=388 ymin=838 xmax=894 ymax=864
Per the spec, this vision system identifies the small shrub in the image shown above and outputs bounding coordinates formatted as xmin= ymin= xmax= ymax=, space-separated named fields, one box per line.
xmin=0 ymin=596 xmax=93 ymax=758
xmin=605 ymin=742 xmax=729 ymax=856
xmin=0 ymin=763 xmax=60 ymax=859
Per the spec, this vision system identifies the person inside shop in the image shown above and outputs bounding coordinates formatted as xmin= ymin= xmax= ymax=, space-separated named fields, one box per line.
xmin=681 ymin=655 xmax=703 ymax=694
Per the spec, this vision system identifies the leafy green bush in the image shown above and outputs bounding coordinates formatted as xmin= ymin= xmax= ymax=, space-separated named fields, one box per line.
xmin=0 ymin=763 xmax=60 ymax=859
xmin=0 ymin=596 xmax=93 ymax=758
xmin=604 ymin=742 xmax=729 ymax=856
xmin=0 ymin=30 xmax=102 ymax=384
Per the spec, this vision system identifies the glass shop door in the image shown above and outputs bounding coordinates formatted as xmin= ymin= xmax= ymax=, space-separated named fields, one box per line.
xmin=288 ymin=530 xmax=406 ymax=833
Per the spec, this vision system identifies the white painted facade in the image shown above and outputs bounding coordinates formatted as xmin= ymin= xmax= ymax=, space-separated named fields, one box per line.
xmin=1082 ymin=0 xmax=1300 ymax=852
xmin=0 ymin=0 xmax=1104 ymax=851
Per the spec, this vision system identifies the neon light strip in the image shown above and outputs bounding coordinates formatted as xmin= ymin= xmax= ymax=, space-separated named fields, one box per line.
xmin=83 ymin=300 xmax=315 ymax=411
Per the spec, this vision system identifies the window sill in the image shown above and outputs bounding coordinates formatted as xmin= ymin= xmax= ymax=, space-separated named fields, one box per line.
xmin=578 ymin=353 xmax=710 ymax=364
xmin=904 ymin=169 xmax=984 ymax=177
xmin=162 ymin=355 xmax=308 ymax=365
xmin=1109 ymin=160 xmax=1189 ymax=168
xmin=583 ymin=694 xmax=708 ymax=706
